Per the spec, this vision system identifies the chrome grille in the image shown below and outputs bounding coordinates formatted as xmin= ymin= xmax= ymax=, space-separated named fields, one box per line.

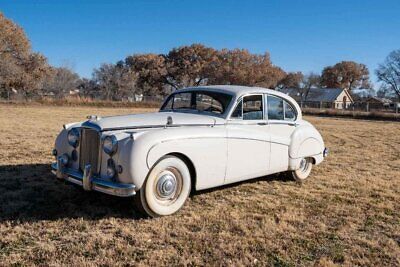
xmin=79 ymin=128 xmax=100 ymax=174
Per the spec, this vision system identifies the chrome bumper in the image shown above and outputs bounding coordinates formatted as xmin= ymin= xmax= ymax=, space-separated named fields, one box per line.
xmin=51 ymin=162 xmax=136 ymax=197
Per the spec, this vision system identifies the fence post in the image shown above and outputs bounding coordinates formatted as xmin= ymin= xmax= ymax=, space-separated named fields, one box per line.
xmin=366 ymin=102 xmax=369 ymax=112
xmin=320 ymin=101 xmax=322 ymax=109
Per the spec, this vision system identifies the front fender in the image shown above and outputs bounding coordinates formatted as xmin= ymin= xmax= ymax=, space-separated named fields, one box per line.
xmin=116 ymin=126 xmax=226 ymax=190
xmin=129 ymin=126 xmax=227 ymax=191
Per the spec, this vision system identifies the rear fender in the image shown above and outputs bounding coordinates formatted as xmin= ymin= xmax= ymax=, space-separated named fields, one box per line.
xmin=289 ymin=124 xmax=324 ymax=169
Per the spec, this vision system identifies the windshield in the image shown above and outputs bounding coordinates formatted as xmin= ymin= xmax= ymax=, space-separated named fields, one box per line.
xmin=160 ymin=90 xmax=233 ymax=116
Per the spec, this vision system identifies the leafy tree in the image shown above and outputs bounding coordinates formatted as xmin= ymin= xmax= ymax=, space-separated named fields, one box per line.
xmin=211 ymin=49 xmax=285 ymax=88
xmin=165 ymin=44 xmax=218 ymax=88
xmin=376 ymin=50 xmax=400 ymax=101
xmin=278 ymin=72 xmax=304 ymax=89
xmin=0 ymin=12 xmax=50 ymax=99
xmin=321 ymin=61 xmax=370 ymax=91
xmin=125 ymin=54 xmax=167 ymax=95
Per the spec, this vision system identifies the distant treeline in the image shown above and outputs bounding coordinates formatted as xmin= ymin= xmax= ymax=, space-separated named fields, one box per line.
xmin=1 ymin=12 xmax=399 ymax=101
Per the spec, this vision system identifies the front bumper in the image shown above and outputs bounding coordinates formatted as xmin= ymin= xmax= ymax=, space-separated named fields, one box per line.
xmin=51 ymin=161 xmax=136 ymax=197
xmin=323 ymin=147 xmax=329 ymax=157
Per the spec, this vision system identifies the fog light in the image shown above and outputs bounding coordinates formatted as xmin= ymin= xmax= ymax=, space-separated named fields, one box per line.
xmin=117 ymin=165 xmax=123 ymax=174
xmin=106 ymin=159 xmax=116 ymax=179
xmin=59 ymin=153 xmax=69 ymax=166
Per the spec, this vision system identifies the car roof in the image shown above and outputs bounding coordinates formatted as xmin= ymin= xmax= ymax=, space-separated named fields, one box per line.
xmin=175 ymin=85 xmax=287 ymax=98
xmin=168 ymin=85 xmax=303 ymax=120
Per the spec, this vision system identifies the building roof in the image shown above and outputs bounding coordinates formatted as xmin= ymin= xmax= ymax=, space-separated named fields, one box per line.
xmin=365 ymin=96 xmax=392 ymax=104
xmin=279 ymin=88 xmax=351 ymax=102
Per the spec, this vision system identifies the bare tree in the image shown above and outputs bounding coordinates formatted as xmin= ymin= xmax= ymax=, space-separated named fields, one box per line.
xmin=93 ymin=61 xmax=136 ymax=100
xmin=301 ymin=72 xmax=321 ymax=101
xmin=376 ymin=50 xmax=400 ymax=101
xmin=43 ymin=66 xmax=80 ymax=98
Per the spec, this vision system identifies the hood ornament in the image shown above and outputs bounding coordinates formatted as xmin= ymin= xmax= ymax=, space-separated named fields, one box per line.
xmin=87 ymin=115 xmax=101 ymax=121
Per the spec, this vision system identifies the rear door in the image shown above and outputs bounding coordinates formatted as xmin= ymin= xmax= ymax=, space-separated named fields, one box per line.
xmin=266 ymin=94 xmax=297 ymax=172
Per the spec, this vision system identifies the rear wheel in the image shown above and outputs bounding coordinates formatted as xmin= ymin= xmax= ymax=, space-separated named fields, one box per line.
xmin=291 ymin=157 xmax=313 ymax=182
xmin=135 ymin=156 xmax=191 ymax=217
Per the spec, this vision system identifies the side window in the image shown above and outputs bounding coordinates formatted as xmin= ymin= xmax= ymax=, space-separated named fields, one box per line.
xmin=267 ymin=95 xmax=284 ymax=120
xmin=231 ymin=100 xmax=243 ymax=119
xmin=243 ymin=95 xmax=263 ymax=120
xmin=284 ymin=101 xmax=296 ymax=121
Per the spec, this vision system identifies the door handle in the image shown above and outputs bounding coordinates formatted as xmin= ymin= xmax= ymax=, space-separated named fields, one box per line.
xmin=257 ymin=122 xmax=268 ymax=126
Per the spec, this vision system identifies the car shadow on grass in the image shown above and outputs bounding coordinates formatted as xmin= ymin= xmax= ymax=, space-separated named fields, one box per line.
xmin=192 ymin=171 xmax=295 ymax=197
xmin=0 ymin=163 xmax=144 ymax=222
xmin=0 ymin=163 xmax=294 ymax=222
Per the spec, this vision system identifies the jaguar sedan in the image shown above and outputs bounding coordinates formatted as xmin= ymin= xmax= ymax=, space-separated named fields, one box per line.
xmin=52 ymin=85 xmax=328 ymax=217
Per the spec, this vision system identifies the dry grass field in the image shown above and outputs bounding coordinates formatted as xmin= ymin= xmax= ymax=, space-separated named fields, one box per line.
xmin=1 ymin=104 xmax=399 ymax=266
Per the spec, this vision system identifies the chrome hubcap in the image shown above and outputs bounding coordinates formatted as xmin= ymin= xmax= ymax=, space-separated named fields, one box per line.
xmin=156 ymin=173 xmax=177 ymax=198
xmin=299 ymin=158 xmax=308 ymax=172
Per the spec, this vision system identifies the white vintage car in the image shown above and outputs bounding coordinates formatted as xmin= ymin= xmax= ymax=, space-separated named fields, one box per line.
xmin=52 ymin=85 xmax=328 ymax=217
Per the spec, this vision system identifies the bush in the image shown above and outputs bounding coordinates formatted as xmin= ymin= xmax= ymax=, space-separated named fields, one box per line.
xmin=303 ymin=108 xmax=400 ymax=121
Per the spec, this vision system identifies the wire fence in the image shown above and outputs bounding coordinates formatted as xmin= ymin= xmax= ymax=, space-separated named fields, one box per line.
xmin=299 ymin=101 xmax=399 ymax=113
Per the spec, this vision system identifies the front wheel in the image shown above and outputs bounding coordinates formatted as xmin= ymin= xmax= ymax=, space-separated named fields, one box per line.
xmin=135 ymin=156 xmax=192 ymax=217
xmin=291 ymin=157 xmax=313 ymax=182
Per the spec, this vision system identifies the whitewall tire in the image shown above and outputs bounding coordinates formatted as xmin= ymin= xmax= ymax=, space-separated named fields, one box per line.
xmin=291 ymin=157 xmax=313 ymax=182
xmin=135 ymin=156 xmax=192 ymax=217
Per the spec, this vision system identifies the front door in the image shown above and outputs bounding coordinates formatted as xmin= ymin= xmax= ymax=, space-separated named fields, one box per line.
xmin=225 ymin=94 xmax=271 ymax=184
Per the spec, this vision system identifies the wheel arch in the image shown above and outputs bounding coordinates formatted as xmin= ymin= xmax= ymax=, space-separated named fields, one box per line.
xmin=165 ymin=152 xmax=197 ymax=193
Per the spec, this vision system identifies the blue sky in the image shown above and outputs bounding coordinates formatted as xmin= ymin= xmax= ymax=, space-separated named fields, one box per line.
xmin=1 ymin=0 xmax=399 ymax=85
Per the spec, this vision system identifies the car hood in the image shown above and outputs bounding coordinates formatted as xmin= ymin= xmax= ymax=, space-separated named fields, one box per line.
xmin=81 ymin=112 xmax=226 ymax=131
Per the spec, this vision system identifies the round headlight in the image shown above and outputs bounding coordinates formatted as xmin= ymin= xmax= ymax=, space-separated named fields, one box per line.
xmin=103 ymin=135 xmax=118 ymax=155
xmin=67 ymin=128 xmax=80 ymax=147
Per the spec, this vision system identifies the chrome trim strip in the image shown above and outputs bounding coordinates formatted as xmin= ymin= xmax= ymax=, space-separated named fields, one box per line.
xmin=268 ymin=120 xmax=298 ymax=126
xmin=101 ymin=123 xmax=222 ymax=132
xmin=51 ymin=163 xmax=136 ymax=197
